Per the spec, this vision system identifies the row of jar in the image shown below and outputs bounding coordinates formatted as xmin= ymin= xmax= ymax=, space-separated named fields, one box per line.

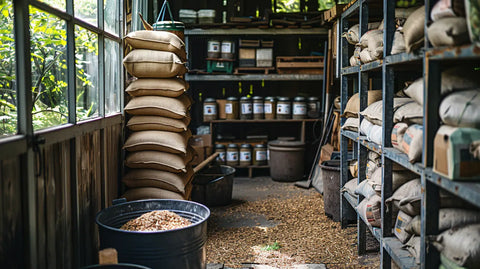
xmin=215 ymin=143 xmax=268 ymax=167
xmin=203 ymin=96 xmax=320 ymax=122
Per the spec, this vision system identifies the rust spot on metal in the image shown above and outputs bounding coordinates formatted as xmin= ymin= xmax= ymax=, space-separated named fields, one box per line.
xmin=455 ymin=186 xmax=459 ymax=193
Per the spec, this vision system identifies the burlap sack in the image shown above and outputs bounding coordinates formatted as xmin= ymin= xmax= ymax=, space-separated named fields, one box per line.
xmin=391 ymin=31 xmax=406 ymax=55
xmin=124 ymin=30 xmax=187 ymax=61
xmin=126 ymin=115 xmax=190 ymax=132
xmin=368 ymin=167 xmax=418 ymax=193
xmin=430 ymin=0 xmax=465 ymax=21
xmin=356 ymin=195 xmax=382 ymax=227
xmin=359 ymin=29 xmax=383 ymax=48
xmin=123 ymin=130 xmax=192 ymax=154
xmin=344 ymin=22 xmax=382 ymax=45
xmin=367 ymin=124 xmax=382 ymax=145
xmin=126 ymin=78 xmax=189 ymax=97
xmin=354 ymin=180 xmax=377 ymax=199
xmin=342 ymin=90 xmax=383 ymax=118
xmin=394 ymin=210 xmax=413 ymax=244
xmin=122 ymin=167 xmax=194 ymax=194
xmin=392 ymin=122 xmax=409 ymax=152
xmin=125 ymin=149 xmax=193 ymax=173
xmin=403 ymin=77 xmax=423 ymax=105
xmin=123 ymin=49 xmax=187 ymax=78
xmin=124 ymin=94 xmax=192 ymax=119
xmin=427 ymin=17 xmax=469 ymax=47
xmin=406 ymin=208 xmax=480 ymax=235
xmin=359 ymin=48 xmax=376 ymax=63
xmin=360 ymin=118 xmax=375 ymax=136
xmin=386 ymin=178 xmax=422 ymax=215
xmin=471 ymin=140 xmax=480 ymax=160
xmin=432 ymin=224 xmax=480 ymax=268
xmin=439 ymin=89 xmax=480 ymax=128
xmin=401 ymin=124 xmax=423 ymax=163
xmin=394 ymin=100 xmax=423 ymax=124
xmin=341 ymin=117 xmax=360 ymax=132
xmin=360 ymin=98 xmax=412 ymax=126
xmin=122 ymin=187 xmax=186 ymax=201
xmin=401 ymin=6 xmax=425 ymax=53
xmin=341 ymin=178 xmax=358 ymax=200
xmin=403 ymin=236 xmax=421 ymax=265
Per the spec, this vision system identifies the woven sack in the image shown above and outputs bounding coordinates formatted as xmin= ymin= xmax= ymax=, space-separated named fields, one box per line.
xmin=471 ymin=140 xmax=480 ymax=160
xmin=350 ymin=55 xmax=361 ymax=66
xmin=401 ymin=5 xmax=425 ymax=53
xmin=432 ymin=224 xmax=480 ymax=268
xmin=368 ymin=151 xmax=381 ymax=165
xmin=368 ymin=167 xmax=418 ymax=193
xmin=123 ymin=49 xmax=187 ymax=78
xmin=403 ymin=236 xmax=421 ymax=265
xmin=386 ymin=178 xmax=422 ymax=215
xmin=354 ymin=180 xmax=377 ymax=199
xmin=124 ymin=94 xmax=192 ymax=119
xmin=360 ymin=118 xmax=375 ymax=136
xmin=439 ymin=90 xmax=480 ymax=128
xmin=342 ymin=90 xmax=382 ymax=118
xmin=406 ymin=208 xmax=480 ymax=236
xmin=122 ymin=167 xmax=194 ymax=194
xmin=394 ymin=210 xmax=414 ymax=244
xmin=401 ymin=124 xmax=423 ymax=163
xmin=431 ymin=0 xmax=466 ymax=21
xmin=357 ymin=195 xmax=382 ymax=227
xmin=126 ymin=115 xmax=190 ymax=132
xmin=392 ymin=122 xmax=409 ymax=152
xmin=391 ymin=31 xmax=406 ymax=55
xmin=360 ymin=98 xmax=412 ymax=126
xmin=359 ymin=29 xmax=383 ymax=48
xmin=344 ymin=22 xmax=382 ymax=45
xmin=465 ymin=0 xmax=480 ymax=42
xmin=367 ymin=124 xmax=382 ymax=145
xmin=122 ymin=187 xmax=187 ymax=201
xmin=394 ymin=100 xmax=423 ymax=125
xmin=349 ymin=161 xmax=358 ymax=178
xmin=341 ymin=178 xmax=358 ymax=199
xmin=427 ymin=17 xmax=469 ymax=47
xmin=359 ymin=48 xmax=376 ymax=63
xmin=123 ymin=130 xmax=192 ymax=154
xmin=124 ymin=30 xmax=187 ymax=61
xmin=126 ymin=78 xmax=188 ymax=97
xmin=125 ymin=149 xmax=193 ymax=173
xmin=341 ymin=117 xmax=360 ymax=132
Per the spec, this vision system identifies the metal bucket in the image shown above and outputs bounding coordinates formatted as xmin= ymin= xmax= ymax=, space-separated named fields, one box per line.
xmin=268 ymin=140 xmax=305 ymax=182
xmin=192 ymin=165 xmax=235 ymax=207
xmin=95 ymin=199 xmax=210 ymax=269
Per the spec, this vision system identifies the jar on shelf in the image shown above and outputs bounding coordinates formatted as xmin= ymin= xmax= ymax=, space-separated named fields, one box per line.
xmin=292 ymin=96 xmax=307 ymax=119
xmin=253 ymin=144 xmax=267 ymax=166
xmin=221 ymin=40 xmax=235 ymax=59
xmin=225 ymin=96 xmax=239 ymax=120
xmin=207 ymin=40 xmax=221 ymax=58
xmin=226 ymin=143 xmax=239 ymax=166
xmin=276 ymin=97 xmax=291 ymax=119
xmin=307 ymin=96 xmax=320 ymax=118
xmin=203 ymin=98 xmax=217 ymax=122
xmin=239 ymin=143 xmax=252 ymax=167
xmin=253 ymin=96 xmax=264 ymax=120
xmin=215 ymin=144 xmax=226 ymax=164
xmin=264 ymin=96 xmax=276 ymax=120
xmin=240 ymin=96 xmax=253 ymax=120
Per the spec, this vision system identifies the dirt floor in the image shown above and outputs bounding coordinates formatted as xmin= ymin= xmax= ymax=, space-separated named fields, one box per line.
xmin=205 ymin=176 xmax=380 ymax=269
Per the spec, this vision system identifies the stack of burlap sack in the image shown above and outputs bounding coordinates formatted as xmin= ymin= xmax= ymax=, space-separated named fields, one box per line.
xmin=121 ymin=30 xmax=194 ymax=201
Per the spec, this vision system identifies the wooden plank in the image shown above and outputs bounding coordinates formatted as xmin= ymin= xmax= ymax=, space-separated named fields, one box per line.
xmin=0 ymin=158 xmax=24 ymax=268
xmin=44 ymin=145 xmax=57 ymax=269
xmin=37 ymin=147 xmax=47 ymax=269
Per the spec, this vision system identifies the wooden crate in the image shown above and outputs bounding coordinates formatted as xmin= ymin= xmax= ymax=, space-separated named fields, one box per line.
xmin=239 ymin=39 xmax=260 ymax=47
xmin=276 ymin=56 xmax=324 ymax=74
xmin=323 ymin=4 xmax=346 ymax=22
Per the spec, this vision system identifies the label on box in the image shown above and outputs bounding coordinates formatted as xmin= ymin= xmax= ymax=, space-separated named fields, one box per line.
xmin=227 ymin=151 xmax=238 ymax=161
xmin=256 ymin=150 xmax=267 ymax=161
xmin=225 ymin=103 xmax=233 ymax=114
xmin=204 ymin=105 xmax=217 ymax=115
xmin=240 ymin=151 xmax=251 ymax=161
xmin=221 ymin=42 xmax=232 ymax=53
xmin=293 ymin=104 xmax=307 ymax=115
xmin=217 ymin=152 xmax=226 ymax=163
xmin=208 ymin=41 xmax=220 ymax=52
xmin=241 ymin=103 xmax=252 ymax=114
xmin=253 ymin=103 xmax=264 ymax=114
xmin=264 ymin=103 xmax=273 ymax=114
xmin=277 ymin=103 xmax=290 ymax=114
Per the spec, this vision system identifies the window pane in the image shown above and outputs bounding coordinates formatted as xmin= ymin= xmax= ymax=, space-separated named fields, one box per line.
xmin=75 ymin=26 xmax=99 ymax=121
xmin=104 ymin=0 xmax=119 ymax=35
xmin=75 ymin=0 xmax=97 ymax=26
xmin=275 ymin=0 xmax=300 ymax=12
xmin=104 ymin=38 xmax=120 ymax=115
xmin=30 ymin=7 xmax=68 ymax=131
xmin=38 ymin=0 xmax=66 ymax=11
xmin=0 ymin=1 xmax=16 ymax=136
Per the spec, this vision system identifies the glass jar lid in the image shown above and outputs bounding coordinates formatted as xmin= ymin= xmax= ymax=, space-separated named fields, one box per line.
xmin=265 ymin=96 xmax=276 ymax=102
xmin=253 ymin=96 xmax=263 ymax=100
xmin=204 ymin=97 xmax=216 ymax=102
xmin=308 ymin=96 xmax=319 ymax=101
xmin=277 ymin=97 xmax=290 ymax=102
xmin=227 ymin=143 xmax=238 ymax=148
xmin=215 ymin=144 xmax=226 ymax=149
xmin=240 ymin=143 xmax=252 ymax=148
xmin=240 ymin=96 xmax=251 ymax=101
xmin=294 ymin=96 xmax=306 ymax=102
xmin=227 ymin=96 xmax=238 ymax=101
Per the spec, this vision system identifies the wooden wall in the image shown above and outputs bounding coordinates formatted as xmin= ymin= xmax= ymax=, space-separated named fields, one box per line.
xmin=0 ymin=120 xmax=123 ymax=268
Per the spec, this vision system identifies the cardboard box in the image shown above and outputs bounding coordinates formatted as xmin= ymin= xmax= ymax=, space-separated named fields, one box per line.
xmin=323 ymin=4 xmax=346 ymax=22
xmin=433 ymin=126 xmax=480 ymax=180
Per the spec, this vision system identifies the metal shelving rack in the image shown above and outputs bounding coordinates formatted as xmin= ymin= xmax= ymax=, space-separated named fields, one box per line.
xmin=338 ymin=1 xmax=480 ymax=268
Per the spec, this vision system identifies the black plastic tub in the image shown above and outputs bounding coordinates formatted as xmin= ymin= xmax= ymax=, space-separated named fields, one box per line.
xmin=95 ymin=199 xmax=210 ymax=269
xmin=191 ymin=165 xmax=235 ymax=207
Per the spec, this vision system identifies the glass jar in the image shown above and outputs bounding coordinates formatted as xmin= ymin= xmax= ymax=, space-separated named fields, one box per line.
xmin=252 ymin=96 xmax=264 ymax=120
xmin=264 ymin=96 xmax=276 ymax=120
xmin=307 ymin=96 xmax=320 ymax=118
xmin=207 ymin=40 xmax=221 ymax=58
xmin=276 ymin=97 xmax=291 ymax=119
xmin=253 ymin=144 xmax=267 ymax=166
xmin=240 ymin=96 xmax=253 ymax=120
xmin=225 ymin=96 xmax=239 ymax=120
xmin=215 ymin=144 xmax=226 ymax=164
xmin=239 ymin=143 xmax=252 ymax=167
xmin=226 ymin=143 xmax=239 ymax=166
xmin=292 ymin=96 xmax=307 ymax=119
xmin=203 ymin=97 xmax=217 ymax=122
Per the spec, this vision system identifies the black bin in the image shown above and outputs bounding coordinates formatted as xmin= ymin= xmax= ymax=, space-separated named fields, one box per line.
xmin=321 ymin=160 xmax=341 ymax=222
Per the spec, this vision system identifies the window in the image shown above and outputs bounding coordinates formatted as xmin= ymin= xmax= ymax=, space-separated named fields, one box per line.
xmin=2 ymin=0 xmax=123 ymax=136
xmin=0 ymin=1 xmax=16 ymax=136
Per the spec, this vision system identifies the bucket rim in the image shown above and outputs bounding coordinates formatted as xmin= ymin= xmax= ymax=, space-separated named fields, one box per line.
xmin=95 ymin=199 xmax=210 ymax=234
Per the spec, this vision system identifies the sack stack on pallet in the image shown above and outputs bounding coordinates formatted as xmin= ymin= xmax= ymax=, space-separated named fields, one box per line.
xmin=121 ymin=30 xmax=194 ymax=201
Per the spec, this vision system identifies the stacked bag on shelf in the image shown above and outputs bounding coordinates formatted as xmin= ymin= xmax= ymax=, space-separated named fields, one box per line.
xmin=121 ymin=30 xmax=194 ymax=201
xmin=340 ymin=90 xmax=383 ymax=133
xmin=427 ymin=0 xmax=470 ymax=47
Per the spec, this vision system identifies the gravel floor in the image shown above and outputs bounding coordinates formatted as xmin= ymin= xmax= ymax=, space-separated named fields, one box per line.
xmin=205 ymin=177 xmax=380 ymax=269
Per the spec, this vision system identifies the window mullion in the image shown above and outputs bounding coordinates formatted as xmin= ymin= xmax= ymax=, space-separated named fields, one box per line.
xmin=66 ymin=0 xmax=76 ymax=123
